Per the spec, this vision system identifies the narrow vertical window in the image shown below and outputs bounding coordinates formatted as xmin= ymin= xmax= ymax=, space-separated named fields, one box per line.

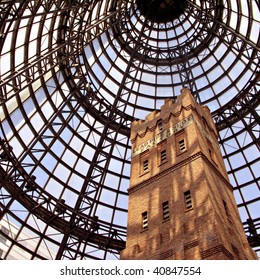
xmin=209 ymin=148 xmax=212 ymax=159
xmin=161 ymin=149 xmax=167 ymax=163
xmin=142 ymin=211 xmax=148 ymax=230
xmin=223 ymin=200 xmax=231 ymax=221
xmin=143 ymin=159 xmax=149 ymax=172
xmin=184 ymin=190 xmax=193 ymax=210
xmin=179 ymin=139 xmax=186 ymax=152
xmin=162 ymin=201 xmax=169 ymax=220
xmin=176 ymin=131 xmax=186 ymax=156
xmin=158 ymin=120 xmax=163 ymax=131
xmin=207 ymin=140 xmax=216 ymax=164
xmin=140 ymin=151 xmax=150 ymax=175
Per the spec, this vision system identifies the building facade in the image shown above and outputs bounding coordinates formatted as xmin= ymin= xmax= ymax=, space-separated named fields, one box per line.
xmin=121 ymin=88 xmax=257 ymax=260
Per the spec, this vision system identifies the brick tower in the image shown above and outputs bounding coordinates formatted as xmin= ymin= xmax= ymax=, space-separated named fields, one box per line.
xmin=120 ymin=88 xmax=257 ymax=260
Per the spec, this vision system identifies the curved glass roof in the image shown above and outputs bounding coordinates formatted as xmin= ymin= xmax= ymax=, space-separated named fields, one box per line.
xmin=0 ymin=0 xmax=259 ymax=259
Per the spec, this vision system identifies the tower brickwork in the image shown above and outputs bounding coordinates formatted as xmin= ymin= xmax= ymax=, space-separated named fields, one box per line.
xmin=120 ymin=88 xmax=257 ymax=260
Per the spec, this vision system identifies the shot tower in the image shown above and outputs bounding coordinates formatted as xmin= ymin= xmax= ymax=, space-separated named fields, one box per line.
xmin=121 ymin=88 xmax=257 ymax=260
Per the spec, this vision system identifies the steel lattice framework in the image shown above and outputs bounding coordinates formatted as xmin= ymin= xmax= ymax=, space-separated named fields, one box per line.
xmin=0 ymin=0 xmax=259 ymax=259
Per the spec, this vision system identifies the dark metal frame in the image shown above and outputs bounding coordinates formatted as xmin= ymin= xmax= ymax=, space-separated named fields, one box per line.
xmin=0 ymin=0 xmax=259 ymax=259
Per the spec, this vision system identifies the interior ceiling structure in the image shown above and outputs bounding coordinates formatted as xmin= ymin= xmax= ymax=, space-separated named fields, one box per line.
xmin=0 ymin=0 xmax=259 ymax=260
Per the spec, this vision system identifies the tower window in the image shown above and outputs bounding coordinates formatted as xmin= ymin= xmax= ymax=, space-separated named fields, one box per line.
xmin=157 ymin=139 xmax=167 ymax=165
xmin=176 ymin=131 xmax=187 ymax=156
xmin=179 ymin=139 xmax=186 ymax=152
xmin=161 ymin=150 xmax=167 ymax=163
xmin=207 ymin=139 xmax=217 ymax=165
xmin=162 ymin=201 xmax=169 ymax=220
xmin=184 ymin=190 xmax=193 ymax=210
xmin=209 ymin=148 xmax=212 ymax=159
xmin=140 ymin=151 xmax=150 ymax=175
xmin=158 ymin=120 xmax=163 ymax=131
xmin=143 ymin=159 xmax=149 ymax=172
xmin=223 ymin=200 xmax=231 ymax=221
xmin=142 ymin=211 xmax=148 ymax=230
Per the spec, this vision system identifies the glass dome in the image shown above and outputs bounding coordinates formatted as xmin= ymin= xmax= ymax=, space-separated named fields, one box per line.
xmin=0 ymin=0 xmax=259 ymax=259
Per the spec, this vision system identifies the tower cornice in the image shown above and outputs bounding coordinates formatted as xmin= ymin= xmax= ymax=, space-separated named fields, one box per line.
xmin=128 ymin=151 xmax=233 ymax=194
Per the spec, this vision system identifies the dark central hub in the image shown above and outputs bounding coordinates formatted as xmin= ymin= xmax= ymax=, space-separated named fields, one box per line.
xmin=137 ymin=0 xmax=188 ymax=22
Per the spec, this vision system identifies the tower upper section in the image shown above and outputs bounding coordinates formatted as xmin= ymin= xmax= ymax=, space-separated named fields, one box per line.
xmin=130 ymin=88 xmax=227 ymax=189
